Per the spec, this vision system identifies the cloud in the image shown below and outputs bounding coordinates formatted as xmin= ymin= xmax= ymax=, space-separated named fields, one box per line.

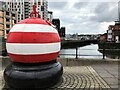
xmin=90 ymin=2 xmax=118 ymax=22
xmin=48 ymin=2 xmax=68 ymax=10
xmin=48 ymin=1 xmax=118 ymax=34
xmin=73 ymin=2 xmax=88 ymax=10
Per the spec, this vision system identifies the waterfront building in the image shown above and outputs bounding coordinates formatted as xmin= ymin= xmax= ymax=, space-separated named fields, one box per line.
xmin=0 ymin=1 xmax=17 ymax=39
xmin=107 ymin=29 xmax=112 ymax=42
xmin=106 ymin=1 xmax=120 ymax=43
xmin=112 ymin=21 xmax=120 ymax=43
xmin=99 ymin=33 xmax=107 ymax=41
xmin=5 ymin=0 xmax=48 ymax=22
xmin=107 ymin=25 xmax=113 ymax=41
xmin=107 ymin=21 xmax=120 ymax=43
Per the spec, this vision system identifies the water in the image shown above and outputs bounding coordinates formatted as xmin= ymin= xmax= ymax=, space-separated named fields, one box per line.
xmin=60 ymin=44 xmax=103 ymax=59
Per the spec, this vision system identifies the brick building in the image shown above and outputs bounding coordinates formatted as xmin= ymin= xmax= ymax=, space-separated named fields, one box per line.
xmin=107 ymin=21 xmax=120 ymax=43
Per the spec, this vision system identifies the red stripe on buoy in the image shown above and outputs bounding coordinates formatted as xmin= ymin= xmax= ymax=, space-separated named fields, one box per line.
xmin=17 ymin=18 xmax=51 ymax=25
xmin=7 ymin=32 xmax=60 ymax=43
xmin=8 ymin=52 xmax=59 ymax=63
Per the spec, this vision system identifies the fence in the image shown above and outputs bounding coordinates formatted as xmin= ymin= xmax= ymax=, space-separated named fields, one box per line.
xmin=59 ymin=48 xmax=120 ymax=59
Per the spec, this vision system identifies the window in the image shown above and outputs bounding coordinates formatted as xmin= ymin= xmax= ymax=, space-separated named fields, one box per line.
xmin=38 ymin=2 xmax=40 ymax=5
xmin=6 ymin=30 xmax=10 ymax=34
xmin=6 ymin=18 xmax=10 ymax=22
xmin=6 ymin=25 xmax=10 ymax=28
xmin=41 ymin=6 xmax=44 ymax=11
xmin=14 ymin=20 xmax=16 ymax=23
xmin=12 ymin=14 xmax=15 ymax=17
xmin=6 ymin=12 xmax=9 ymax=15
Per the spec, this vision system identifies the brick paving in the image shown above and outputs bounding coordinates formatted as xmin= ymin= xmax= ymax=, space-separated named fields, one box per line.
xmin=0 ymin=71 xmax=3 ymax=90
xmin=52 ymin=66 xmax=112 ymax=89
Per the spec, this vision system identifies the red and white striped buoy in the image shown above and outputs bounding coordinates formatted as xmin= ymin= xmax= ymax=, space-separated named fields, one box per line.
xmin=4 ymin=5 xmax=63 ymax=88
xmin=6 ymin=7 xmax=60 ymax=63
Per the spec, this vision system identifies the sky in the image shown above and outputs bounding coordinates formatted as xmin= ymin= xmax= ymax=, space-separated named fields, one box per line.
xmin=48 ymin=0 xmax=119 ymax=34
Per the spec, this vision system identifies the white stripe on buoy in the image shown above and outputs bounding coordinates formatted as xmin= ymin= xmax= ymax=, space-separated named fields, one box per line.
xmin=10 ymin=24 xmax=58 ymax=33
xmin=6 ymin=42 xmax=60 ymax=55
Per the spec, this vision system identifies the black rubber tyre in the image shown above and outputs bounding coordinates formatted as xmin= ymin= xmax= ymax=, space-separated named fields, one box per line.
xmin=4 ymin=60 xmax=63 ymax=89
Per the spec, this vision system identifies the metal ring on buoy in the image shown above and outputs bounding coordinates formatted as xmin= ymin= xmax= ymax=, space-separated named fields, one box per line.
xmin=29 ymin=5 xmax=40 ymax=18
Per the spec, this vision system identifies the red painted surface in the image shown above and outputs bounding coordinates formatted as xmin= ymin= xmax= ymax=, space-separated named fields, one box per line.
xmin=17 ymin=18 xmax=51 ymax=25
xmin=8 ymin=52 xmax=59 ymax=63
xmin=6 ymin=5 xmax=60 ymax=63
xmin=30 ymin=5 xmax=40 ymax=18
xmin=7 ymin=32 xmax=60 ymax=43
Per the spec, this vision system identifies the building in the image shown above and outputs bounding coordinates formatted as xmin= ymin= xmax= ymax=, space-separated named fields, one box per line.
xmin=5 ymin=0 xmax=25 ymax=22
xmin=100 ymin=33 xmax=107 ymax=41
xmin=0 ymin=1 xmax=17 ymax=39
xmin=106 ymin=2 xmax=120 ymax=43
xmin=5 ymin=0 xmax=48 ymax=22
xmin=107 ymin=21 xmax=120 ymax=43
xmin=107 ymin=29 xmax=112 ymax=41
xmin=60 ymin=27 xmax=65 ymax=37
xmin=52 ymin=19 xmax=60 ymax=30
xmin=107 ymin=25 xmax=113 ymax=41
xmin=47 ymin=11 xmax=53 ymax=23
xmin=0 ymin=1 xmax=5 ymax=37
xmin=52 ymin=19 xmax=61 ymax=36
xmin=112 ymin=21 xmax=120 ymax=43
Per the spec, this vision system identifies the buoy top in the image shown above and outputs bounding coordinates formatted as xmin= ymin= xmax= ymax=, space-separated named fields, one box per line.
xmin=17 ymin=5 xmax=51 ymax=26
xmin=29 ymin=5 xmax=40 ymax=18
xmin=17 ymin=18 xmax=51 ymax=26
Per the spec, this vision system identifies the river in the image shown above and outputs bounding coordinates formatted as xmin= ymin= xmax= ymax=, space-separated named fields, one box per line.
xmin=60 ymin=44 xmax=106 ymax=59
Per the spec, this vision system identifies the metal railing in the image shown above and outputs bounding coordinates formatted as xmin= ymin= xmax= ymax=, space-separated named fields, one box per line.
xmin=59 ymin=48 xmax=120 ymax=59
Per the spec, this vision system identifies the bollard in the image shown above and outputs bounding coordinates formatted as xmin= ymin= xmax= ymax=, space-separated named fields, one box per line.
xmin=4 ymin=5 xmax=63 ymax=89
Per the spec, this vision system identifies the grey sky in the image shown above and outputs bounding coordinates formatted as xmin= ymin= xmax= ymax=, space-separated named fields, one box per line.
xmin=48 ymin=1 xmax=119 ymax=34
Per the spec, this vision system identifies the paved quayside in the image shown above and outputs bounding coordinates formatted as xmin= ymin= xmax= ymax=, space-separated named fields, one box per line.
xmin=0 ymin=57 xmax=119 ymax=89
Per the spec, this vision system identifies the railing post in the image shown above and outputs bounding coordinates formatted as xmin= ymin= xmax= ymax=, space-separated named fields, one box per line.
xmin=103 ymin=48 xmax=105 ymax=59
xmin=76 ymin=47 xmax=78 ymax=59
xmin=103 ymin=42 xmax=105 ymax=59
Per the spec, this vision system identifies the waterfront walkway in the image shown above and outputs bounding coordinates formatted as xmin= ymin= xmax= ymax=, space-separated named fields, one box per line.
xmin=0 ymin=57 xmax=119 ymax=89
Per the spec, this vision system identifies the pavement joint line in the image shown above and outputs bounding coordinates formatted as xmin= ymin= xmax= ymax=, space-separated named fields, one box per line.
xmin=105 ymin=69 xmax=118 ymax=79
xmin=88 ymin=66 xmax=108 ymax=88
xmin=86 ymin=66 xmax=102 ymax=88
xmin=87 ymin=66 xmax=112 ymax=89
